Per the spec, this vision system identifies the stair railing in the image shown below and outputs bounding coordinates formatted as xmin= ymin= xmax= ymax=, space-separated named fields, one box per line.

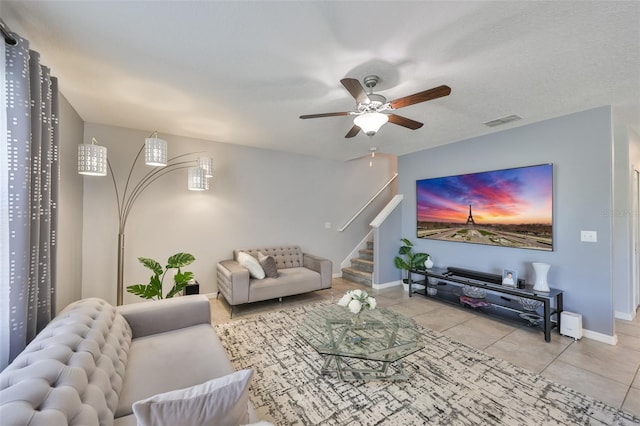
xmin=338 ymin=173 xmax=398 ymax=232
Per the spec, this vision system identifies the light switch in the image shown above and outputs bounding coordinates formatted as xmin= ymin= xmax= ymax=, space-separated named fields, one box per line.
xmin=325 ymin=222 xmax=331 ymax=229
xmin=581 ymin=230 xmax=597 ymax=242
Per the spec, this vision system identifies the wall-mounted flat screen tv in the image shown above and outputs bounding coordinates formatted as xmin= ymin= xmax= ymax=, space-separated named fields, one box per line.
xmin=416 ymin=163 xmax=553 ymax=251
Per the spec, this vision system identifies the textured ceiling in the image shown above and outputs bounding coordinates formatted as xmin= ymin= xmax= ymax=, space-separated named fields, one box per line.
xmin=2 ymin=1 xmax=639 ymax=161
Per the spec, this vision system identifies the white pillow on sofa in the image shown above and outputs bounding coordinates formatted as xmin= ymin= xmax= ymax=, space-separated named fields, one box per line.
xmin=237 ymin=252 xmax=266 ymax=279
xmin=132 ymin=369 xmax=254 ymax=426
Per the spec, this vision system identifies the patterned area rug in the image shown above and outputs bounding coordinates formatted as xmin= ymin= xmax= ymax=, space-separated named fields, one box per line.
xmin=215 ymin=302 xmax=639 ymax=425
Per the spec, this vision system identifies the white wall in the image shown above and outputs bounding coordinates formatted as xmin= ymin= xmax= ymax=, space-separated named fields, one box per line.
xmin=613 ymin=125 xmax=640 ymax=319
xmin=55 ymin=94 xmax=84 ymax=312
xmin=81 ymin=123 xmax=397 ymax=305
xmin=631 ymin=129 xmax=640 ymax=314
xmin=399 ymin=106 xmax=616 ymax=337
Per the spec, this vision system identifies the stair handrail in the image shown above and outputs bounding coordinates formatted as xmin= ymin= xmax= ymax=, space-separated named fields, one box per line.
xmin=370 ymin=194 xmax=403 ymax=228
xmin=338 ymin=172 xmax=398 ymax=232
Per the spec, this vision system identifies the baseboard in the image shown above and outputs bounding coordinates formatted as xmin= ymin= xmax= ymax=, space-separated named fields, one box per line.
xmin=333 ymin=272 xmax=342 ymax=278
xmin=372 ymin=280 xmax=402 ymax=290
xmin=582 ymin=328 xmax=618 ymax=345
xmin=614 ymin=310 xmax=635 ymax=321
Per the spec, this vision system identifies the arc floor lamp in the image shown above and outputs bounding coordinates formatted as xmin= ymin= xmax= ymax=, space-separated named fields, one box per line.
xmin=78 ymin=133 xmax=213 ymax=305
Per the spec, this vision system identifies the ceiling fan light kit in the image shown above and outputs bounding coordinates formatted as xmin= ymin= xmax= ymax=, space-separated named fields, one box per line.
xmin=354 ymin=112 xmax=389 ymax=136
xmin=299 ymin=74 xmax=451 ymax=139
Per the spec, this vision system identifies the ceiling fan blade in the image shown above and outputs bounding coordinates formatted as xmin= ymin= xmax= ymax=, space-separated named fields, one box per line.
xmin=388 ymin=114 xmax=424 ymax=130
xmin=345 ymin=125 xmax=361 ymax=138
xmin=389 ymin=85 xmax=451 ymax=109
xmin=340 ymin=78 xmax=370 ymax=104
xmin=299 ymin=112 xmax=350 ymax=119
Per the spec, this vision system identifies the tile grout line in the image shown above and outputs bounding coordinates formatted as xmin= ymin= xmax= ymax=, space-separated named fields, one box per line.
xmin=619 ymin=366 xmax=639 ymax=410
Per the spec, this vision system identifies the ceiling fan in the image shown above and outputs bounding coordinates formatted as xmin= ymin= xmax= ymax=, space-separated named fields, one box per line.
xmin=300 ymin=75 xmax=451 ymax=138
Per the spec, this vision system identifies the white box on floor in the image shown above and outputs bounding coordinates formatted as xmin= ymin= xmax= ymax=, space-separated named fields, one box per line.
xmin=560 ymin=311 xmax=583 ymax=340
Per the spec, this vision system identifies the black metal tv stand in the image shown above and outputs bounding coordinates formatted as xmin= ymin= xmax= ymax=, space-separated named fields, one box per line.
xmin=408 ymin=266 xmax=563 ymax=342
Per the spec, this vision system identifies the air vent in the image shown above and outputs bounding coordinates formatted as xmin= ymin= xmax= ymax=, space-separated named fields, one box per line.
xmin=483 ymin=114 xmax=522 ymax=127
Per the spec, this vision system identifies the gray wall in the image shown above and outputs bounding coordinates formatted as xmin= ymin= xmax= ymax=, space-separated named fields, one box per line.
xmin=55 ymin=94 xmax=84 ymax=312
xmin=373 ymin=201 xmax=403 ymax=285
xmin=398 ymin=106 xmax=615 ymax=336
xmin=81 ymin=123 xmax=397 ymax=305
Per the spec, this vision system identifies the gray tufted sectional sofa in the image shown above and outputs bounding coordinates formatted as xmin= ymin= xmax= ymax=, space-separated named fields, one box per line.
xmin=0 ymin=295 xmax=258 ymax=425
xmin=216 ymin=246 xmax=332 ymax=315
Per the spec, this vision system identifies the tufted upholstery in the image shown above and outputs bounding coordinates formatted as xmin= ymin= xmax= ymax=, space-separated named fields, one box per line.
xmin=218 ymin=246 xmax=332 ymax=310
xmin=234 ymin=246 xmax=304 ymax=269
xmin=0 ymin=298 xmax=132 ymax=426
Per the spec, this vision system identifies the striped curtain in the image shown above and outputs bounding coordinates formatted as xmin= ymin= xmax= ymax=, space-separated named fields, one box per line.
xmin=1 ymin=34 xmax=59 ymax=370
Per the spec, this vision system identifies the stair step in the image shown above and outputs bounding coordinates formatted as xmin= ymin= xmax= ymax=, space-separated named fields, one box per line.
xmin=350 ymin=257 xmax=373 ymax=273
xmin=366 ymin=241 xmax=374 ymax=250
xmin=358 ymin=249 xmax=373 ymax=261
xmin=342 ymin=267 xmax=372 ymax=287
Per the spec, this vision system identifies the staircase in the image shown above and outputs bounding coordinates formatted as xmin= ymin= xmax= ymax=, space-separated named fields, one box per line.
xmin=341 ymin=241 xmax=374 ymax=287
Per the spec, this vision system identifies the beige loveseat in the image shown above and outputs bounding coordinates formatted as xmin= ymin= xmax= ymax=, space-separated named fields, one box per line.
xmin=0 ymin=295 xmax=259 ymax=426
xmin=216 ymin=246 xmax=332 ymax=315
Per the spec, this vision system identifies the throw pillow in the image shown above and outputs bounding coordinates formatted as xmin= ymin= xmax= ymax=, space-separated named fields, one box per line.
xmin=237 ymin=251 xmax=266 ymax=279
xmin=132 ymin=369 xmax=254 ymax=426
xmin=258 ymin=252 xmax=279 ymax=278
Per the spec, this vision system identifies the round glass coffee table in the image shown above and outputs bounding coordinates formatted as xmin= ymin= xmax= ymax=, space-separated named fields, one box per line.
xmin=297 ymin=304 xmax=424 ymax=381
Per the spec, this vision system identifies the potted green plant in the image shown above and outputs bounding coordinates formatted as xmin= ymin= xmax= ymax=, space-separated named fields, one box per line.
xmin=126 ymin=252 xmax=196 ymax=300
xmin=394 ymin=238 xmax=429 ymax=289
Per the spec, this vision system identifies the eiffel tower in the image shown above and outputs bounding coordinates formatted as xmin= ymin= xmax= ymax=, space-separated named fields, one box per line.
xmin=465 ymin=204 xmax=476 ymax=225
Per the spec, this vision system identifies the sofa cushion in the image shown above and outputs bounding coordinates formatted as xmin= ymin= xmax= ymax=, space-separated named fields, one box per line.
xmin=132 ymin=369 xmax=253 ymax=426
xmin=237 ymin=251 xmax=265 ymax=279
xmin=258 ymin=252 xmax=279 ymax=278
xmin=116 ymin=324 xmax=236 ymax=418
xmin=248 ymin=267 xmax=321 ymax=303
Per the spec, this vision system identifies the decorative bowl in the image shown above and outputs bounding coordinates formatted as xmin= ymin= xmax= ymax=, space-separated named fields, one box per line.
xmin=519 ymin=297 xmax=542 ymax=311
xmin=462 ymin=285 xmax=486 ymax=299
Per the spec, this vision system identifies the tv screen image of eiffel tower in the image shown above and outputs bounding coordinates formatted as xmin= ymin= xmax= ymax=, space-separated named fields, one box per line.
xmin=416 ymin=164 xmax=553 ymax=251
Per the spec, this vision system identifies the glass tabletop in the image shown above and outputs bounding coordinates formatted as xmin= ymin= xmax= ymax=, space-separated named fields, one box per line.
xmin=297 ymin=304 xmax=424 ymax=363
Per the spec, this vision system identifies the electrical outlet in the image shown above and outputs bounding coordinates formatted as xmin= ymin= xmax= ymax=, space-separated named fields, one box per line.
xmin=581 ymin=230 xmax=597 ymax=242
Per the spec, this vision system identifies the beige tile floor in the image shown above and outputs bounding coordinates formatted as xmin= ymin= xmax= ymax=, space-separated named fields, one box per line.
xmin=210 ymin=277 xmax=640 ymax=417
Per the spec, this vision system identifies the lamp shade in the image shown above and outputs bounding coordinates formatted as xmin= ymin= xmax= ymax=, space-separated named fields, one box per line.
xmin=353 ymin=112 xmax=389 ymax=136
xmin=188 ymin=167 xmax=209 ymax=191
xmin=145 ymin=137 xmax=167 ymax=166
xmin=198 ymin=157 xmax=213 ymax=178
xmin=78 ymin=143 xmax=107 ymax=176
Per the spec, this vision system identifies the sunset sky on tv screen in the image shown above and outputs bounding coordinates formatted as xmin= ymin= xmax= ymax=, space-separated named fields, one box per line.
xmin=417 ymin=164 xmax=552 ymax=225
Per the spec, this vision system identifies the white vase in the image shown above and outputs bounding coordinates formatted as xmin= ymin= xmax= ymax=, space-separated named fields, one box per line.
xmin=424 ymin=255 xmax=434 ymax=269
xmin=532 ymin=262 xmax=551 ymax=292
